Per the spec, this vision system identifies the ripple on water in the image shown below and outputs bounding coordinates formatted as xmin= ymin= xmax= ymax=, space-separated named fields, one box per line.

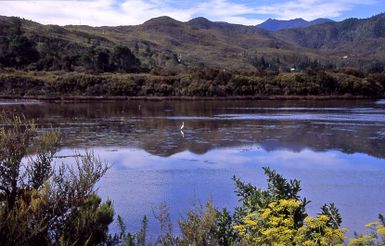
xmin=214 ymin=113 xmax=385 ymax=123
xmin=0 ymin=100 xmax=42 ymax=105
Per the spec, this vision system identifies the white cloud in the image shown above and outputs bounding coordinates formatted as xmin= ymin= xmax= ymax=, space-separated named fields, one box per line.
xmin=254 ymin=0 xmax=378 ymax=20
xmin=0 ymin=0 xmax=378 ymax=26
xmin=192 ymin=0 xmax=264 ymax=25
xmin=0 ymin=0 xmax=263 ymax=26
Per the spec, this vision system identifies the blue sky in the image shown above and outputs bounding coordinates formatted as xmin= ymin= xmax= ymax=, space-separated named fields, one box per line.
xmin=1 ymin=0 xmax=384 ymax=26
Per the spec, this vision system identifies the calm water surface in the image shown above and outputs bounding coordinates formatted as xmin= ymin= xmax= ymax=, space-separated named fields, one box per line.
xmin=2 ymin=99 xmax=385 ymax=238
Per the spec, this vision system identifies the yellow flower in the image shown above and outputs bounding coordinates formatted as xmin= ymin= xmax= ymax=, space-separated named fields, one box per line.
xmin=377 ymin=225 xmax=385 ymax=235
xmin=365 ymin=221 xmax=379 ymax=228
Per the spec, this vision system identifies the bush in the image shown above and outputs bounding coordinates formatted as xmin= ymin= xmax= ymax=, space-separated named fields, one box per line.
xmin=350 ymin=214 xmax=385 ymax=246
xmin=171 ymin=167 xmax=346 ymax=245
xmin=0 ymin=113 xmax=113 ymax=245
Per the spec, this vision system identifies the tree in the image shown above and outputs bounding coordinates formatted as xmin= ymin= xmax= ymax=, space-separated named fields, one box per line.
xmin=0 ymin=35 xmax=40 ymax=68
xmin=80 ymin=46 xmax=111 ymax=72
xmin=94 ymin=48 xmax=111 ymax=72
xmin=117 ymin=215 xmax=149 ymax=246
xmin=112 ymin=46 xmax=141 ymax=72
xmin=251 ymin=56 xmax=270 ymax=70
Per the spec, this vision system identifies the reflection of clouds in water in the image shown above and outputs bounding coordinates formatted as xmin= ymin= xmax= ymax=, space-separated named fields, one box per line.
xmin=57 ymin=145 xmax=384 ymax=172
xmin=56 ymin=145 xmax=385 ymax=236
xmin=176 ymin=147 xmax=379 ymax=170
xmin=251 ymin=149 xmax=348 ymax=169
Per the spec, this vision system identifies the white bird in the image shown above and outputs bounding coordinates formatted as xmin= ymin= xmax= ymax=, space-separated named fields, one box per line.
xmin=180 ymin=122 xmax=184 ymax=130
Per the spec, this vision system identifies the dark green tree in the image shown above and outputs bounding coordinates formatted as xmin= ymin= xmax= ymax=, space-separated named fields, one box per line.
xmin=112 ymin=46 xmax=141 ymax=72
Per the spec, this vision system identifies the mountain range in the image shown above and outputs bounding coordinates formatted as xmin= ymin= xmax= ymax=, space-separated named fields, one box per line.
xmin=0 ymin=13 xmax=384 ymax=72
xmin=256 ymin=18 xmax=335 ymax=31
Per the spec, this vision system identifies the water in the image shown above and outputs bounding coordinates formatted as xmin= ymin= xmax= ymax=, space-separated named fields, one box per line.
xmin=1 ymin=99 xmax=385 ymax=238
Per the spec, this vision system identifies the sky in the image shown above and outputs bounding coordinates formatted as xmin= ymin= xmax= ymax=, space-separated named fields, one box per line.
xmin=0 ymin=0 xmax=384 ymax=26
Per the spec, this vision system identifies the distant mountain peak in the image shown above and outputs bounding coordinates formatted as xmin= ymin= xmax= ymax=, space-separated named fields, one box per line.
xmin=142 ymin=16 xmax=180 ymax=26
xmin=189 ymin=17 xmax=210 ymax=23
xmin=141 ymin=16 xmax=183 ymax=31
xmin=187 ymin=17 xmax=213 ymax=29
xmin=257 ymin=17 xmax=334 ymax=31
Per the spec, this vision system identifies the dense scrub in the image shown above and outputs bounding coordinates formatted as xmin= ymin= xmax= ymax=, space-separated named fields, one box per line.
xmin=0 ymin=113 xmax=115 ymax=245
xmin=0 ymin=69 xmax=384 ymax=97
xmin=0 ymin=18 xmax=143 ymax=73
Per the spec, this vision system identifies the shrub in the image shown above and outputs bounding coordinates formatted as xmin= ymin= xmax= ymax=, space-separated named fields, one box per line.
xmin=350 ymin=214 xmax=385 ymax=246
xmin=0 ymin=112 xmax=113 ymax=245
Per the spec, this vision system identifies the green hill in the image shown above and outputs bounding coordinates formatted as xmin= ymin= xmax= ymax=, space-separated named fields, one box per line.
xmin=275 ymin=13 xmax=385 ymax=71
xmin=0 ymin=14 xmax=385 ymax=97
xmin=1 ymin=13 xmax=385 ymax=73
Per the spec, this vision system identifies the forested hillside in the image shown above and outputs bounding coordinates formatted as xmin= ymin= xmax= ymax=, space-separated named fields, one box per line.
xmin=0 ymin=14 xmax=384 ymax=97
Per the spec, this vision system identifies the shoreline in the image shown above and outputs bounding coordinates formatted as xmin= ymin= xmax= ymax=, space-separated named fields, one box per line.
xmin=0 ymin=95 xmax=382 ymax=102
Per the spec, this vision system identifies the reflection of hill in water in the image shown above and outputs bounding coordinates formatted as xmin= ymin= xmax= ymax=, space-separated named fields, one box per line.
xmin=3 ymin=100 xmax=385 ymax=159
xmin=55 ymin=120 xmax=384 ymax=159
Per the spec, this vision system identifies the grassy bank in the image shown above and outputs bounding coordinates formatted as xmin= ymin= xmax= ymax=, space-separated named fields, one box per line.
xmin=0 ymin=69 xmax=384 ymax=98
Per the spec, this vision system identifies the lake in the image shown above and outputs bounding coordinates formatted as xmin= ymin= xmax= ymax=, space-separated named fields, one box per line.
xmin=1 ymin=99 xmax=385 ymax=239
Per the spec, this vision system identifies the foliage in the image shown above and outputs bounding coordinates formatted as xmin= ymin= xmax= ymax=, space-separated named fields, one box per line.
xmin=230 ymin=167 xmax=345 ymax=245
xmin=350 ymin=214 xmax=385 ymax=246
xmin=232 ymin=167 xmax=308 ymax=224
xmin=178 ymin=200 xmax=220 ymax=245
xmin=167 ymin=167 xmax=346 ymax=246
xmin=0 ymin=112 xmax=113 ymax=245
xmin=0 ymin=70 xmax=384 ymax=97
xmin=0 ymin=19 xmax=143 ymax=73
xmin=117 ymin=215 xmax=149 ymax=246
xmin=153 ymin=203 xmax=180 ymax=246
xmin=234 ymin=199 xmax=345 ymax=245
xmin=2 ymin=14 xmax=385 ymax=76
xmin=112 ymin=46 xmax=142 ymax=72
xmin=0 ymin=35 xmax=40 ymax=68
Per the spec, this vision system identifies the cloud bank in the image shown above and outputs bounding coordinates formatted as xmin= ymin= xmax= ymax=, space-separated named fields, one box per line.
xmin=0 ymin=0 xmax=379 ymax=26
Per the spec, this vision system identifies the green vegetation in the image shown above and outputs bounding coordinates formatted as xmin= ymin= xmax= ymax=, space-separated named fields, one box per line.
xmin=0 ymin=18 xmax=142 ymax=73
xmin=0 ymin=113 xmax=114 ymax=245
xmin=0 ymin=69 xmax=384 ymax=97
xmin=1 ymin=14 xmax=385 ymax=97
xmin=1 ymin=13 xmax=385 ymax=73
xmin=1 ymin=113 xmax=384 ymax=245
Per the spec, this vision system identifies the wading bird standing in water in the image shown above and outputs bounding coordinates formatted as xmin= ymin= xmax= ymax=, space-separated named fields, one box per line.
xmin=180 ymin=122 xmax=185 ymax=138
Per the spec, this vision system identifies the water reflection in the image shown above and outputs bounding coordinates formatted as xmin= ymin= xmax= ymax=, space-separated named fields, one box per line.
xmin=2 ymin=100 xmax=384 ymax=158
xmin=57 ymin=146 xmax=385 ymax=236
xmin=59 ymin=145 xmax=384 ymax=172
xmin=2 ymin=99 xmax=385 ymax=236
